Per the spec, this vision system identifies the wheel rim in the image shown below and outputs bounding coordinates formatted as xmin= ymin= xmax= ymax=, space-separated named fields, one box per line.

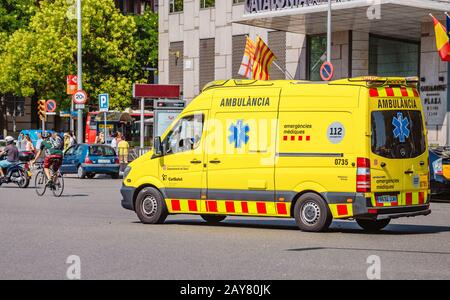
xmin=142 ymin=196 xmax=158 ymax=217
xmin=78 ymin=167 xmax=83 ymax=178
xmin=35 ymin=172 xmax=46 ymax=196
xmin=301 ymin=201 xmax=321 ymax=225
xmin=52 ymin=174 xmax=64 ymax=197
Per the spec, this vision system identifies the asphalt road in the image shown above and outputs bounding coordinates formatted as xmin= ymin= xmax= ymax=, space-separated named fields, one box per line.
xmin=1 ymin=175 xmax=450 ymax=280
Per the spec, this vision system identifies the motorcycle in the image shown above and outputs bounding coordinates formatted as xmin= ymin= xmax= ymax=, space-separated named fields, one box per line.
xmin=0 ymin=152 xmax=34 ymax=188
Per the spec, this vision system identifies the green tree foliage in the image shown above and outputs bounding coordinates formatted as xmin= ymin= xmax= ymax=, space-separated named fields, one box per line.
xmin=0 ymin=0 xmax=151 ymax=111
xmin=133 ymin=8 xmax=158 ymax=82
xmin=0 ymin=0 xmax=37 ymax=46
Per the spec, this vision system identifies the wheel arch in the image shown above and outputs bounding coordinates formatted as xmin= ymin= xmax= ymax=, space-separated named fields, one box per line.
xmin=290 ymin=190 xmax=328 ymax=218
xmin=133 ymin=184 xmax=166 ymax=211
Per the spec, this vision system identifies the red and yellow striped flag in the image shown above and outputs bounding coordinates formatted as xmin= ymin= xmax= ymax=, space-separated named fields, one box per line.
xmin=238 ymin=36 xmax=256 ymax=79
xmin=431 ymin=15 xmax=450 ymax=62
xmin=252 ymin=36 xmax=276 ymax=80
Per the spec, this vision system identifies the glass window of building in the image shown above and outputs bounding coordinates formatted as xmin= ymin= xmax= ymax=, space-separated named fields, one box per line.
xmin=369 ymin=35 xmax=420 ymax=77
xmin=200 ymin=0 xmax=215 ymax=8
xmin=170 ymin=0 xmax=183 ymax=13
xmin=307 ymin=35 xmax=327 ymax=81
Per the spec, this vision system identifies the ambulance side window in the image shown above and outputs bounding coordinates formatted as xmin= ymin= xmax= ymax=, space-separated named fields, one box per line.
xmin=162 ymin=114 xmax=204 ymax=155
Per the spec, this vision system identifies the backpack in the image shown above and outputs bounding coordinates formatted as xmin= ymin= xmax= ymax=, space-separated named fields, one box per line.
xmin=51 ymin=136 xmax=64 ymax=151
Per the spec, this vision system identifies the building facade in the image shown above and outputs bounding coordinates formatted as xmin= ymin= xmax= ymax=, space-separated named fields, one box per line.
xmin=158 ymin=0 xmax=450 ymax=146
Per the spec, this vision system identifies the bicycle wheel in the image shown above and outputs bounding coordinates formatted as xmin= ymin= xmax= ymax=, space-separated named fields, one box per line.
xmin=52 ymin=172 xmax=64 ymax=197
xmin=35 ymin=171 xmax=47 ymax=196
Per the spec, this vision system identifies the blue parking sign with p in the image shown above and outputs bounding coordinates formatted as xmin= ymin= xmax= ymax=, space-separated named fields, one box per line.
xmin=99 ymin=94 xmax=109 ymax=112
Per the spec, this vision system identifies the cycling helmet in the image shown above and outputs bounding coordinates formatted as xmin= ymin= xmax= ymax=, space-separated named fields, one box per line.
xmin=41 ymin=132 xmax=51 ymax=139
xmin=5 ymin=136 xmax=14 ymax=144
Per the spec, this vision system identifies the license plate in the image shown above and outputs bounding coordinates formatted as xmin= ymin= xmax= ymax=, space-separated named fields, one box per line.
xmin=443 ymin=165 xmax=450 ymax=180
xmin=376 ymin=194 xmax=398 ymax=204
xmin=98 ymin=159 xmax=111 ymax=164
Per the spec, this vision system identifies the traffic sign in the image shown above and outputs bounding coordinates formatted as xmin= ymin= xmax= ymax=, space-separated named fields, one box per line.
xmin=73 ymin=90 xmax=88 ymax=105
xmin=67 ymin=75 xmax=78 ymax=95
xmin=320 ymin=61 xmax=334 ymax=81
xmin=46 ymin=99 xmax=57 ymax=113
xmin=99 ymin=94 xmax=110 ymax=112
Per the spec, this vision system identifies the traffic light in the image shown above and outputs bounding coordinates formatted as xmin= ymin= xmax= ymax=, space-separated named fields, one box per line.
xmin=38 ymin=100 xmax=46 ymax=121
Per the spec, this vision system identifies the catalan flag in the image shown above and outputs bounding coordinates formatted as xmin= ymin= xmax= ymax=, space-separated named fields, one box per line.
xmin=252 ymin=36 xmax=276 ymax=80
xmin=431 ymin=14 xmax=450 ymax=62
xmin=238 ymin=36 xmax=256 ymax=79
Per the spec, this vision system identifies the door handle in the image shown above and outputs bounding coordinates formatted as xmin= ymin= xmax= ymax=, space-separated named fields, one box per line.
xmin=209 ymin=160 xmax=221 ymax=164
xmin=404 ymin=170 xmax=414 ymax=175
xmin=190 ymin=160 xmax=202 ymax=164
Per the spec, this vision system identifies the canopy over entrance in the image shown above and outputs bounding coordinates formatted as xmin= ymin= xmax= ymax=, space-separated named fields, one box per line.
xmin=234 ymin=0 xmax=450 ymax=41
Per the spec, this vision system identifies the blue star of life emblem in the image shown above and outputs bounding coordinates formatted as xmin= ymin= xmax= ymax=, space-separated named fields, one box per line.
xmin=392 ymin=112 xmax=410 ymax=143
xmin=228 ymin=120 xmax=250 ymax=148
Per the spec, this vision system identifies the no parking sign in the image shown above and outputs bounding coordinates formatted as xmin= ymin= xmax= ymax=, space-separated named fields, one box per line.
xmin=320 ymin=61 xmax=334 ymax=81
xmin=46 ymin=100 xmax=57 ymax=113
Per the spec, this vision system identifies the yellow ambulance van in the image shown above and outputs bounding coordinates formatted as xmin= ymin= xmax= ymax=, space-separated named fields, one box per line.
xmin=121 ymin=77 xmax=431 ymax=232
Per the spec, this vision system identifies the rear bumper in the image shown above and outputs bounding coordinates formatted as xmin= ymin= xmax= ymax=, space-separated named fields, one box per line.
xmin=323 ymin=192 xmax=431 ymax=220
xmin=121 ymin=184 xmax=136 ymax=211
xmin=361 ymin=205 xmax=431 ymax=220
xmin=82 ymin=163 xmax=120 ymax=174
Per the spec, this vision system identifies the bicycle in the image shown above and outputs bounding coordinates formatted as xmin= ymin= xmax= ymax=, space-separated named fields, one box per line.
xmin=34 ymin=162 xmax=64 ymax=197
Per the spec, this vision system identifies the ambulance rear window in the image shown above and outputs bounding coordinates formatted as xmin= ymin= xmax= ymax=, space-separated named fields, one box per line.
xmin=371 ymin=110 xmax=426 ymax=159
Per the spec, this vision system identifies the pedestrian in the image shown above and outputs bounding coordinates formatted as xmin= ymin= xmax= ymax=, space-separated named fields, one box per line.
xmin=63 ymin=133 xmax=71 ymax=152
xmin=70 ymin=131 xmax=77 ymax=145
xmin=117 ymin=135 xmax=129 ymax=164
xmin=95 ymin=132 xmax=105 ymax=144
xmin=24 ymin=134 xmax=35 ymax=153
xmin=35 ymin=133 xmax=43 ymax=151
xmin=111 ymin=132 xmax=121 ymax=152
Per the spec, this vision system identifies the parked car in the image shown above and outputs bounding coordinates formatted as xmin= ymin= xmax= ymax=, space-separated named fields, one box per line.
xmin=429 ymin=147 xmax=450 ymax=195
xmin=60 ymin=144 xmax=120 ymax=179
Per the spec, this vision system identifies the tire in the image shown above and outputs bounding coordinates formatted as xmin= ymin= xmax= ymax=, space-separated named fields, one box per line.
xmin=111 ymin=173 xmax=119 ymax=179
xmin=77 ymin=165 xmax=86 ymax=179
xmin=16 ymin=170 xmax=30 ymax=188
xmin=294 ymin=193 xmax=333 ymax=232
xmin=86 ymin=173 xmax=95 ymax=179
xmin=52 ymin=173 xmax=64 ymax=198
xmin=135 ymin=187 xmax=168 ymax=224
xmin=19 ymin=177 xmax=30 ymax=189
xmin=201 ymin=215 xmax=227 ymax=224
xmin=35 ymin=171 xmax=47 ymax=196
xmin=356 ymin=219 xmax=391 ymax=232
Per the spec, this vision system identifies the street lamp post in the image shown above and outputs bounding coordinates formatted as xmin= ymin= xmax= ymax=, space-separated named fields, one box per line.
xmin=76 ymin=0 xmax=83 ymax=144
xmin=327 ymin=0 xmax=332 ymax=63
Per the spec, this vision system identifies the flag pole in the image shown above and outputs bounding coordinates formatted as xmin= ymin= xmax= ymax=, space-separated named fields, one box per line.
xmin=272 ymin=61 xmax=294 ymax=80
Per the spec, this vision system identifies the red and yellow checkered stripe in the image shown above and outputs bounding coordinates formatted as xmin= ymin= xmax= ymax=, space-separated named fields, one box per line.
xmin=329 ymin=204 xmax=353 ymax=219
xmin=166 ymin=199 xmax=291 ymax=218
xmin=371 ymin=191 xmax=429 ymax=207
xmin=369 ymin=87 xmax=419 ymax=98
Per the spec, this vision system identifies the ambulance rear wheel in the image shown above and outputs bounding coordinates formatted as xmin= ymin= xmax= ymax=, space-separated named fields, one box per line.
xmin=294 ymin=193 xmax=332 ymax=232
xmin=135 ymin=187 xmax=168 ymax=224
xmin=201 ymin=215 xmax=226 ymax=224
xmin=356 ymin=219 xmax=391 ymax=232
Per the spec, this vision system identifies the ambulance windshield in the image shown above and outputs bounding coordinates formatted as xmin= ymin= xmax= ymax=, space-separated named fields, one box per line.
xmin=371 ymin=110 xmax=426 ymax=159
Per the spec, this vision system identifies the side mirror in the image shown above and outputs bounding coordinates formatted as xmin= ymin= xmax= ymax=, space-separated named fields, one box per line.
xmin=153 ymin=136 xmax=163 ymax=157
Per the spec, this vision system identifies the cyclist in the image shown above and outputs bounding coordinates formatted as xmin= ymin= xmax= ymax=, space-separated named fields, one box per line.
xmin=31 ymin=132 xmax=63 ymax=186
xmin=0 ymin=136 xmax=19 ymax=182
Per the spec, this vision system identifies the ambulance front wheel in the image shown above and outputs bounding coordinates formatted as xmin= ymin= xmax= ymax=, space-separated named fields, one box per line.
xmin=135 ymin=187 xmax=168 ymax=224
xmin=356 ymin=219 xmax=391 ymax=232
xmin=294 ymin=193 xmax=333 ymax=232
xmin=201 ymin=215 xmax=227 ymax=224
